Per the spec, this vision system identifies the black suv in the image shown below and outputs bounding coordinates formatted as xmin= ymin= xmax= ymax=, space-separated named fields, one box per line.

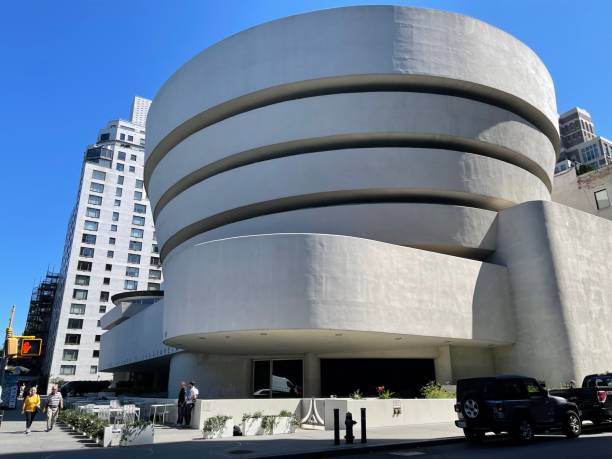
xmin=455 ymin=376 xmax=582 ymax=443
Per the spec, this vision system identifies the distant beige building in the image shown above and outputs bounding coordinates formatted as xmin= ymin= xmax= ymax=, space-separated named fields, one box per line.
xmin=553 ymin=163 xmax=612 ymax=219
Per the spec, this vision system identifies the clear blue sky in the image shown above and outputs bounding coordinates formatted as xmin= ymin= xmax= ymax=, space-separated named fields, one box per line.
xmin=1 ymin=0 xmax=610 ymax=334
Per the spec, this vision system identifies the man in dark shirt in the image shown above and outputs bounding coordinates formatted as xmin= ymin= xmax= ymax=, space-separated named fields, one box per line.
xmin=176 ymin=381 xmax=186 ymax=426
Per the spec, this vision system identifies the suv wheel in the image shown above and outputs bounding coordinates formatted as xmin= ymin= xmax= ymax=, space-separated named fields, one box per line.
xmin=512 ymin=418 xmax=535 ymax=443
xmin=462 ymin=398 xmax=481 ymax=420
xmin=563 ymin=411 xmax=581 ymax=438
xmin=464 ymin=428 xmax=485 ymax=443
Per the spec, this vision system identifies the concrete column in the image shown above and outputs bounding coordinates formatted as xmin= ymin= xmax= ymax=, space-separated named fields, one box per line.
xmin=303 ymin=353 xmax=321 ymax=397
xmin=434 ymin=345 xmax=453 ymax=384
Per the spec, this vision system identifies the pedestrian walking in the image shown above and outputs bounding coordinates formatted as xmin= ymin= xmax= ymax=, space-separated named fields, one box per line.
xmin=22 ymin=387 xmax=40 ymax=434
xmin=183 ymin=381 xmax=199 ymax=427
xmin=43 ymin=384 xmax=64 ymax=431
xmin=176 ymin=381 xmax=186 ymax=426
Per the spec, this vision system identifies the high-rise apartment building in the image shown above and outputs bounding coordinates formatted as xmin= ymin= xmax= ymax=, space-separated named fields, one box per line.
xmin=558 ymin=107 xmax=612 ymax=170
xmin=44 ymin=97 xmax=161 ymax=383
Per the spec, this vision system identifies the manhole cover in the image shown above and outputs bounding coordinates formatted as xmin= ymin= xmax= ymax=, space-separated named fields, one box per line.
xmin=228 ymin=450 xmax=255 ymax=455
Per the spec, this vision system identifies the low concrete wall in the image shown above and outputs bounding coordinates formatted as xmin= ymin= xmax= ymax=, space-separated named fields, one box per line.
xmin=193 ymin=398 xmax=302 ymax=430
xmin=191 ymin=398 xmax=455 ymax=431
xmin=324 ymin=399 xmax=456 ymax=430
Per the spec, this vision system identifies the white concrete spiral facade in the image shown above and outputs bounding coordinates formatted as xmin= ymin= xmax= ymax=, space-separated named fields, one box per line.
xmin=143 ymin=6 xmax=562 ymax=383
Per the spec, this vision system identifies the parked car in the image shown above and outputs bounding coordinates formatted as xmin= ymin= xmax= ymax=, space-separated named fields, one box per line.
xmin=454 ymin=375 xmax=582 ymax=443
xmin=550 ymin=373 xmax=612 ymax=425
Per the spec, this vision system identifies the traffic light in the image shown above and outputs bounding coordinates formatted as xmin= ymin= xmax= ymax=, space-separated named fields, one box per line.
xmin=19 ymin=338 xmax=42 ymax=357
xmin=5 ymin=337 xmax=18 ymax=356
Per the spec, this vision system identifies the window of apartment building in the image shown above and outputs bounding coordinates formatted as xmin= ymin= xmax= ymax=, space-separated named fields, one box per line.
xmin=109 ymin=237 xmax=116 ymax=245
xmin=103 ymin=277 xmax=110 ymax=285
xmin=111 ymin=225 xmax=118 ymax=233
xmin=129 ymin=241 xmax=142 ymax=251
xmin=60 ymin=365 xmax=76 ymax=375
xmin=127 ymin=253 xmax=141 ymax=264
xmin=99 ymin=305 xmax=107 ymax=313
xmin=117 ymin=175 xmax=124 ymax=185
xmin=73 ymin=288 xmax=88 ymax=300
xmin=67 ymin=318 xmax=84 ymax=329
xmin=107 ymin=250 xmax=114 ymax=258
xmin=130 ymin=154 xmax=137 ymax=161
xmin=152 ymin=244 xmax=159 ymax=254
xmin=129 ymin=166 xmax=135 ymax=173
xmin=114 ymin=199 xmax=121 ymax=207
xmin=95 ymin=335 xmax=101 ymax=342
xmin=62 ymin=349 xmax=79 ymax=361
xmin=131 ymin=228 xmax=144 ymax=238
xmin=90 ymin=365 xmax=98 ymax=374
xmin=90 ymin=182 xmax=104 ymax=193
xmin=128 ymin=135 xmax=134 ymax=142
xmin=99 ymin=133 xmax=110 ymax=142
xmin=135 ymin=179 xmax=144 ymax=189
xmin=77 ymin=261 xmax=92 ymax=272
xmin=70 ymin=303 xmax=86 ymax=315
xmin=118 ymin=151 xmax=126 ymax=160
xmin=132 ymin=215 xmax=145 ymax=226
xmin=149 ymin=269 xmax=161 ymax=280
xmin=112 ymin=212 xmax=119 ymax=222
xmin=148 ymin=283 xmax=161 ymax=291
xmin=595 ymin=189 xmax=610 ymax=210
xmin=124 ymin=280 xmax=138 ymax=290
xmin=134 ymin=203 xmax=146 ymax=214
xmin=120 ymin=133 xmax=125 ymax=141
xmin=126 ymin=267 xmax=139 ymax=277
xmin=86 ymin=207 xmax=100 ymax=218
xmin=116 ymin=187 xmax=123 ymax=197
xmin=84 ymin=221 xmax=98 ymax=231
xmin=75 ymin=275 xmax=90 ymax=286
xmin=92 ymin=170 xmax=106 ymax=181
xmin=79 ymin=247 xmax=94 ymax=258
xmin=134 ymin=191 xmax=143 ymax=201
xmin=116 ymin=163 xmax=125 ymax=172
xmin=150 ymin=256 xmax=161 ymax=267
xmin=100 ymin=291 xmax=109 ymax=302
xmin=105 ymin=264 xmax=112 ymax=271
xmin=93 ymin=350 xmax=100 ymax=358
xmin=65 ymin=334 xmax=81 ymax=345
xmin=82 ymin=233 xmax=97 ymax=244
xmin=97 ymin=320 xmax=101 ymax=327
xmin=88 ymin=194 xmax=102 ymax=205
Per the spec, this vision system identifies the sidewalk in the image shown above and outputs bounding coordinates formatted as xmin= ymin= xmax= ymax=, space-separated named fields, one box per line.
xmin=0 ymin=405 xmax=463 ymax=458
xmin=0 ymin=405 xmax=92 ymax=455
xmin=152 ymin=422 xmax=462 ymax=457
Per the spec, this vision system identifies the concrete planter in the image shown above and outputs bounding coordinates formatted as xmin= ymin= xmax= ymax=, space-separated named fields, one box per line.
xmin=203 ymin=418 xmax=234 ymax=439
xmin=119 ymin=425 xmax=155 ymax=447
xmin=242 ymin=418 xmax=263 ymax=436
xmin=272 ymin=417 xmax=296 ymax=435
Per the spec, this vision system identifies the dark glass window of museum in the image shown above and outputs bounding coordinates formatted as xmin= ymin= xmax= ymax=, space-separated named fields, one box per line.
xmin=252 ymin=359 xmax=303 ymax=398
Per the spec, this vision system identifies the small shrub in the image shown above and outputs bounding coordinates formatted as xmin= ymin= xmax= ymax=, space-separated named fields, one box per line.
xmin=278 ymin=410 xmax=300 ymax=427
xmin=420 ymin=381 xmax=456 ymax=399
xmin=350 ymin=389 xmax=363 ymax=400
xmin=261 ymin=415 xmax=276 ymax=434
xmin=203 ymin=415 xmax=232 ymax=436
xmin=242 ymin=411 xmax=263 ymax=422
xmin=376 ymin=386 xmax=395 ymax=399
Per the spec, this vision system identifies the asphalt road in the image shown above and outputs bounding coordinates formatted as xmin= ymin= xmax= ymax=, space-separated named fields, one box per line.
xmin=344 ymin=427 xmax=612 ymax=459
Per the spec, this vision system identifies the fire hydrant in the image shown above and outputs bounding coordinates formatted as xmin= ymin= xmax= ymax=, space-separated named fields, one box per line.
xmin=345 ymin=412 xmax=357 ymax=444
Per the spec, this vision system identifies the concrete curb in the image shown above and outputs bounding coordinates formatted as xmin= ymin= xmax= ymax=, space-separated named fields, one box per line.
xmin=248 ymin=436 xmax=465 ymax=458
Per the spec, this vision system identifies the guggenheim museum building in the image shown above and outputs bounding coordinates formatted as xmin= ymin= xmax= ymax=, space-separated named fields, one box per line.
xmin=100 ymin=6 xmax=612 ymax=398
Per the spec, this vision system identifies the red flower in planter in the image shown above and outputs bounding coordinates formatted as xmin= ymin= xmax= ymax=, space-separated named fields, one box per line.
xmin=376 ymin=386 xmax=385 ymax=392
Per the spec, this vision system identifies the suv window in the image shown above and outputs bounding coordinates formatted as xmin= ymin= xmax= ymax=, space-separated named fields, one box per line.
xmin=525 ymin=379 xmax=546 ymax=396
xmin=585 ymin=375 xmax=612 ymax=388
xmin=502 ymin=380 xmax=528 ymax=399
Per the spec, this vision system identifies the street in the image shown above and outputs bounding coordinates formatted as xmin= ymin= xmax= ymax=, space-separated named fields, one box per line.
xmin=347 ymin=427 xmax=612 ymax=459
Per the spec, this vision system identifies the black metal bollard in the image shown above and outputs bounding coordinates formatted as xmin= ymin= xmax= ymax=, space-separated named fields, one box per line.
xmin=345 ymin=411 xmax=357 ymax=444
xmin=360 ymin=407 xmax=367 ymax=443
xmin=333 ymin=408 xmax=340 ymax=445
